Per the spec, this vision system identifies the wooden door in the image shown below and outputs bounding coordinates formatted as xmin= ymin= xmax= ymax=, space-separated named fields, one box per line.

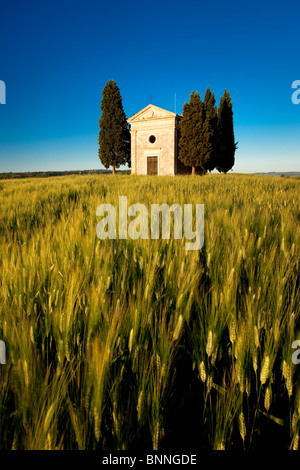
xmin=147 ymin=156 xmax=158 ymax=175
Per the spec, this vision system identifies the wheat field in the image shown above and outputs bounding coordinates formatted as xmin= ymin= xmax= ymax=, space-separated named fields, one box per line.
xmin=0 ymin=173 xmax=299 ymax=450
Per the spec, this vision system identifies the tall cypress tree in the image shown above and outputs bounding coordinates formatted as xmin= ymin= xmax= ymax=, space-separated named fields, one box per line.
xmin=98 ymin=80 xmax=130 ymax=174
xmin=178 ymin=91 xmax=206 ymax=175
xmin=216 ymin=90 xmax=237 ymax=173
xmin=203 ymin=87 xmax=218 ymax=174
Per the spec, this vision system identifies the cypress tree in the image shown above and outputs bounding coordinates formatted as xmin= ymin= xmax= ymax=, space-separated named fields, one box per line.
xmin=98 ymin=80 xmax=130 ymax=174
xmin=216 ymin=90 xmax=237 ymax=173
xmin=203 ymin=87 xmax=218 ymax=174
xmin=178 ymin=91 xmax=206 ymax=175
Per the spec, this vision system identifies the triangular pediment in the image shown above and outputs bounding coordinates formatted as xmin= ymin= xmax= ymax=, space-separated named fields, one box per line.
xmin=128 ymin=104 xmax=179 ymax=123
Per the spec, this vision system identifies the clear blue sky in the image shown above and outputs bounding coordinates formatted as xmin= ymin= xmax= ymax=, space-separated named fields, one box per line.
xmin=0 ymin=0 xmax=299 ymax=173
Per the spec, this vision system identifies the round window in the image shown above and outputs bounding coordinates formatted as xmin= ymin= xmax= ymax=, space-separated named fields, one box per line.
xmin=149 ymin=135 xmax=156 ymax=144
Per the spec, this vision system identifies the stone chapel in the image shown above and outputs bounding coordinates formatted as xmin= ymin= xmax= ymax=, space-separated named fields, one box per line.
xmin=127 ymin=104 xmax=190 ymax=175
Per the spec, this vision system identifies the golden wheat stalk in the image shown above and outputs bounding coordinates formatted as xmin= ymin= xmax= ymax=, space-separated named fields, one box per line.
xmin=264 ymin=386 xmax=272 ymax=411
xmin=206 ymin=330 xmax=213 ymax=357
xmin=199 ymin=361 xmax=206 ymax=383
xmin=260 ymin=355 xmax=270 ymax=385
xmin=137 ymin=391 xmax=144 ymax=423
xmin=172 ymin=315 xmax=183 ymax=341
xmin=239 ymin=412 xmax=246 ymax=441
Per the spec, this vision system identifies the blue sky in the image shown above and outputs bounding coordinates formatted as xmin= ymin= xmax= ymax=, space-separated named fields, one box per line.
xmin=0 ymin=0 xmax=299 ymax=173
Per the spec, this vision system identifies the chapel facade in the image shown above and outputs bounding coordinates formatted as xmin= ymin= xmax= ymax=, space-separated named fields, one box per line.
xmin=127 ymin=104 xmax=190 ymax=175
